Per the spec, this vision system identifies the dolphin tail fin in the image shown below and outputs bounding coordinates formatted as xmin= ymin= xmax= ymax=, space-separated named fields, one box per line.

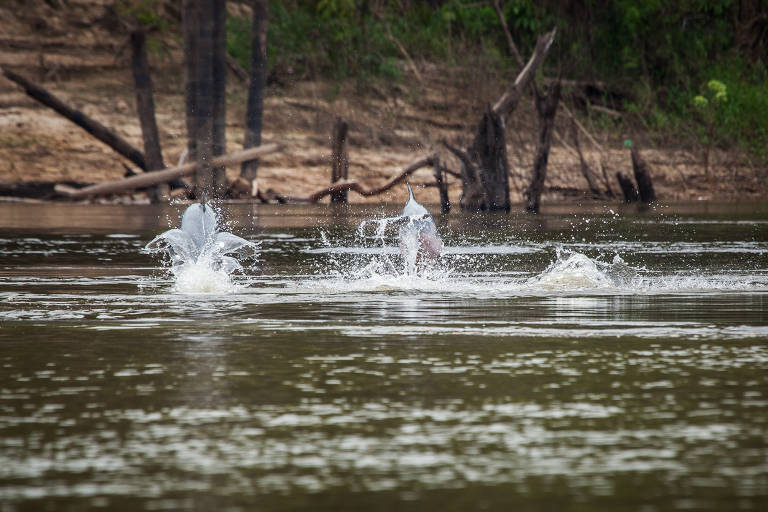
xmin=406 ymin=183 xmax=414 ymax=202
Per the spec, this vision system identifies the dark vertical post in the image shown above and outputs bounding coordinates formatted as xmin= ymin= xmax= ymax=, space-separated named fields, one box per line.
xmin=631 ymin=146 xmax=657 ymax=203
xmin=433 ymin=154 xmax=450 ymax=214
xmin=525 ymin=80 xmax=561 ymax=213
xmin=193 ymin=0 xmax=215 ymax=199
xmin=616 ymin=172 xmax=639 ymax=202
xmin=241 ymin=0 xmax=269 ymax=183
xmin=130 ymin=28 xmax=167 ymax=202
xmin=330 ymin=117 xmax=349 ymax=203
xmin=211 ymin=0 xmax=227 ymax=197
xmin=182 ymin=0 xmax=198 ymax=165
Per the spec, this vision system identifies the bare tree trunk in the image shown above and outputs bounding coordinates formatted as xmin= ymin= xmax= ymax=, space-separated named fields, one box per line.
xmin=631 ymin=146 xmax=657 ymax=203
xmin=616 ymin=172 xmax=639 ymax=202
xmin=211 ymin=0 xmax=227 ymax=196
xmin=130 ymin=28 xmax=167 ymax=202
xmin=330 ymin=117 xmax=349 ymax=203
xmin=183 ymin=0 xmax=198 ymax=164
xmin=184 ymin=0 xmax=227 ymax=200
xmin=525 ymin=80 xmax=561 ymax=213
xmin=433 ymin=153 xmax=450 ymax=214
xmin=193 ymin=0 xmax=215 ymax=200
xmin=241 ymin=0 xmax=269 ymax=182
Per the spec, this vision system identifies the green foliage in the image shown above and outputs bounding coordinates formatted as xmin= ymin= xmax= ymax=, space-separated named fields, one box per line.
xmin=117 ymin=0 xmax=173 ymax=31
xmin=220 ymin=0 xmax=767 ymax=162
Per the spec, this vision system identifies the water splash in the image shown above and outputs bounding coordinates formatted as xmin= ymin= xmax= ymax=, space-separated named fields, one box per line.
xmin=355 ymin=184 xmax=443 ymax=277
xmin=529 ymin=249 xmax=636 ymax=290
xmin=143 ymin=203 xmax=259 ymax=293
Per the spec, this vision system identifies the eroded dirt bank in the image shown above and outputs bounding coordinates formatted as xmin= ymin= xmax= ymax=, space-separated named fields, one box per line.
xmin=1 ymin=0 xmax=765 ymax=205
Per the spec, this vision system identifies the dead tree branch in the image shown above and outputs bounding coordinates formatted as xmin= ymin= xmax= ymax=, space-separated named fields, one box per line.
xmin=278 ymin=156 xmax=435 ymax=203
xmin=492 ymin=28 xmax=556 ymax=116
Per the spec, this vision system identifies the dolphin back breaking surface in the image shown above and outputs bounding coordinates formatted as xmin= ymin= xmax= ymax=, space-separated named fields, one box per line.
xmin=399 ymin=184 xmax=443 ymax=261
xmin=144 ymin=203 xmax=258 ymax=292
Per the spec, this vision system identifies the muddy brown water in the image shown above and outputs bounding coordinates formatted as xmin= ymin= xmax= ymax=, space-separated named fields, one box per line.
xmin=1 ymin=201 xmax=767 ymax=511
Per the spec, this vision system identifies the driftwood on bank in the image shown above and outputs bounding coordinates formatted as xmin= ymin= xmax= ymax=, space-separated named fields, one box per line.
xmin=55 ymin=143 xmax=279 ymax=200
xmin=1 ymin=67 xmax=148 ymax=171
xmin=525 ymin=80 xmax=562 ymax=213
xmin=330 ymin=117 xmax=349 ymax=203
xmin=276 ymin=156 xmax=435 ymax=203
xmin=631 ymin=146 xmax=657 ymax=203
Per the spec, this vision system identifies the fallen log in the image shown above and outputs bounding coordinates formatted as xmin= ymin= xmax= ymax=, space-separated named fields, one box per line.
xmin=1 ymin=67 xmax=148 ymax=171
xmin=277 ymin=156 xmax=435 ymax=203
xmin=55 ymin=143 xmax=279 ymax=200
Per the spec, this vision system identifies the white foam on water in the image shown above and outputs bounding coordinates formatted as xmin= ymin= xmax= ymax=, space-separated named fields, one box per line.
xmin=299 ymin=240 xmax=767 ymax=297
xmin=171 ymin=260 xmax=237 ymax=294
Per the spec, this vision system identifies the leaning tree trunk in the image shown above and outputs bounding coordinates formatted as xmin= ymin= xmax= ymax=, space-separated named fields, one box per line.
xmin=525 ymin=80 xmax=561 ymax=213
xmin=240 ymin=0 xmax=269 ymax=183
xmin=130 ymin=28 xmax=167 ymax=202
xmin=1 ymin=68 xmax=148 ymax=170
xmin=445 ymin=29 xmax=556 ymax=212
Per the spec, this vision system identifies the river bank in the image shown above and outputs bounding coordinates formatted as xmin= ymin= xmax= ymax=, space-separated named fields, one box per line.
xmin=1 ymin=0 xmax=765 ymax=205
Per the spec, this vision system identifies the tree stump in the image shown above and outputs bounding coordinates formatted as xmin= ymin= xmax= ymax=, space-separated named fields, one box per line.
xmin=631 ymin=146 xmax=657 ymax=203
xmin=467 ymin=106 xmax=510 ymax=211
xmin=432 ymin=154 xmax=450 ymax=214
xmin=443 ymin=29 xmax=556 ymax=213
xmin=616 ymin=172 xmax=639 ymax=202
xmin=330 ymin=117 xmax=349 ymax=203
xmin=525 ymin=80 xmax=562 ymax=213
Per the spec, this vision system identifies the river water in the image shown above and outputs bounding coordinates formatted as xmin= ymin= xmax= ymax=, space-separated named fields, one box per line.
xmin=1 ymin=201 xmax=766 ymax=511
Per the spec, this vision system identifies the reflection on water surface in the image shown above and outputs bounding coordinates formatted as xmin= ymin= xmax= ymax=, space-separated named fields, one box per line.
xmin=0 ymin=201 xmax=767 ymax=511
